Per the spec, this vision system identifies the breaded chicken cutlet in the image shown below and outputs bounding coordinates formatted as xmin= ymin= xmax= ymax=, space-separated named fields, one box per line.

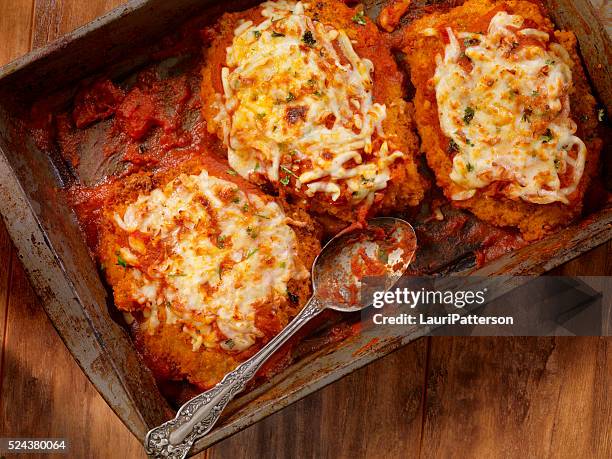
xmin=98 ymin=157 xmax=320 ymax=389
xmin=404 ymin=0 xmax=602 ymax=240
xmin=201 ymin=0 xmax=426 ymax=227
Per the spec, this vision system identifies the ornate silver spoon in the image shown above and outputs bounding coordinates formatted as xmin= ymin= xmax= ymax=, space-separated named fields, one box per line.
xmin=145 ymin=217 xmax=417 ymax=458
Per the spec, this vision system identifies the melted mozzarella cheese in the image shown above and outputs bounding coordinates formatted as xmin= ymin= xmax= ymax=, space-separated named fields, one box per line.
xmin=113 ymin=170 xmax=307 ymax=352
xmin=214 ymin=0 xmax=403 ymax=205
xmin=434 ymin=12 xmax=586 ymax=204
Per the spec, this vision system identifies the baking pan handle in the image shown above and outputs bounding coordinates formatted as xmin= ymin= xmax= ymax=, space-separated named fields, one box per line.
xmin=144 ymin=296 xmax=324 ymax=458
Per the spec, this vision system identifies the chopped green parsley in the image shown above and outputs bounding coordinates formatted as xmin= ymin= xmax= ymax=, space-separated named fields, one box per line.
xmin=541 ymin=129 xmax=554 ymax=143
xmin=245 ymin=248 xmax=259 ymax=259
xmin=522 ymin=108 xmax=532 ymax=122
xmin=246 ymin=226 xmax=258 ymax=239
xmin=287 ymin=290 xmax=299 ymax=303
xmin=352 ymin=10 xmax=367 ymax=26
xmin=280 ymin=165 xmax=298 ymax=177
xmin=116 ymin=253 xmax=127 ymax=268
xmin=463 ymin=106 xmax=475 ymax=125
xmin=377 ymin=247 xmax=389 ymax=264
xmin=448 ymin=138 xmax=460 ymax=153
xmin=217 ymin=235 xmax=226 ymax=248
xmin=302 ymin=30 xmax=316 ymax=47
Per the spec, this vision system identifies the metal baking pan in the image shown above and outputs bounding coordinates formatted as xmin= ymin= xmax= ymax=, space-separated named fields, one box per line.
xmin=0 ymin=0 xmax=610 ymax=454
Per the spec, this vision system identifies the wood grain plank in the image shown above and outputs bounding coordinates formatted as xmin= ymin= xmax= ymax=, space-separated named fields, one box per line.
xmin=0 ymin=222 xmax=14 ymax=397
xmin=0 ymin=0 xmax=35 ymax=428
xmin=31 ymin=0 xmax=125 ymax=48
xmin=546 ymin=337 xmax=611 ymax=458
xmin=0 ymin=253 xmax=145 ymax=459
xmin=553 ymin=241 xmax=612 ymax=276
xmin=421 ymin=337 xmax=611 ymax=459
xmin=420 ymin=242 xmax=612 ymax=459
xmin=0 ymin=1 xmax=146 ymax=458
xmin=0 ymin=0 xmax=34 ymax=65
xmin=209 ymin=339 xmax=428 ymax=459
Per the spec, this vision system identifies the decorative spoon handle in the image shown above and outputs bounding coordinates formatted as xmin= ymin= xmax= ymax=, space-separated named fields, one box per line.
xmin=144 ymin=296 xmax=323 ymax=458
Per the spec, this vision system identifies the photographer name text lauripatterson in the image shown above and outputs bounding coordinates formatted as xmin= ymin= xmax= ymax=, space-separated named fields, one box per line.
xmin=372 ymin=313 xmax=514 ymax=326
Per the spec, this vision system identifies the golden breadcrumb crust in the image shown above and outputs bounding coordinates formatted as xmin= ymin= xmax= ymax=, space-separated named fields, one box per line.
xmin=403 ymin=0 xmax=602 ymax=240
xmin=201 ymin=0 xmax=426 ymax=226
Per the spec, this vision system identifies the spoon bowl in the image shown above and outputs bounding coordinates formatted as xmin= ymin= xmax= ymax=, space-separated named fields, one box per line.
xmin=313 ymin=217 xmax=417 ymax=311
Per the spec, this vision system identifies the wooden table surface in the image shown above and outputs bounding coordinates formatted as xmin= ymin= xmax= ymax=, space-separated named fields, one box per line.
xmin=0 ymin=1 xmax=610 ymax=458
